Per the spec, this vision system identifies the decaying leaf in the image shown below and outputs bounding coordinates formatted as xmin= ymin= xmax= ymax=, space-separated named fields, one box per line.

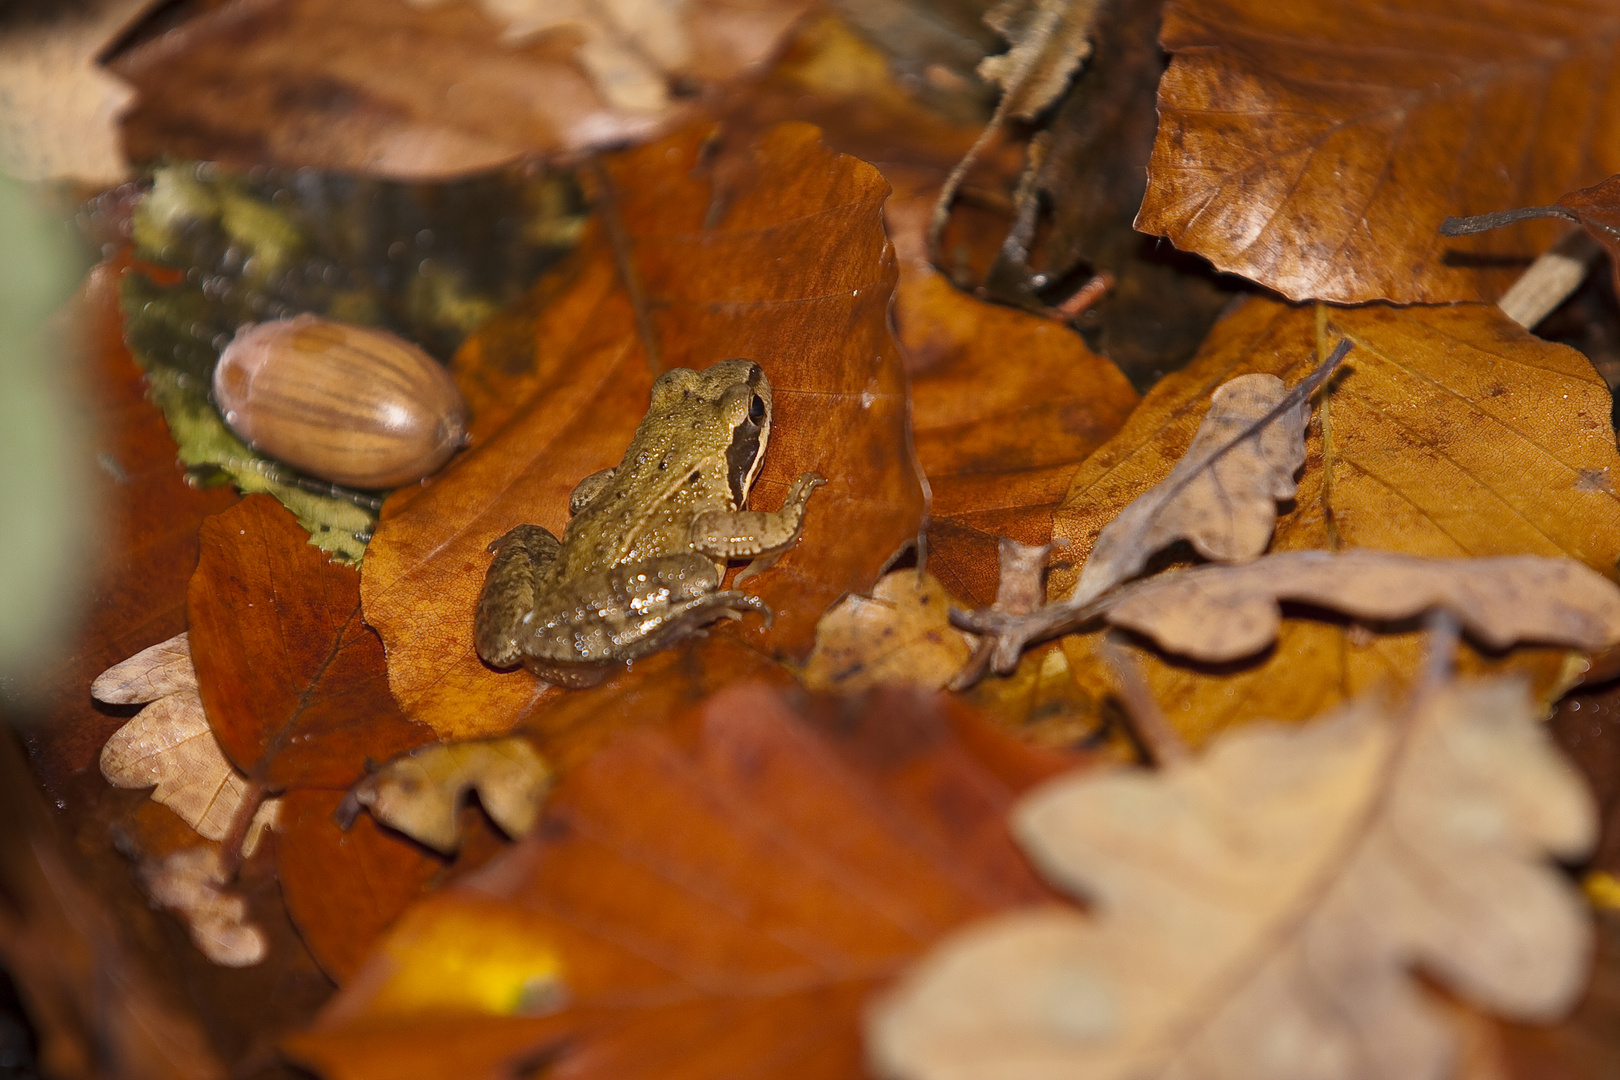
xmin=138 ymin=846 xmax=267 ymax=968
xmin=348 ymin=737 xmax=551 ymax=855
xmin=285 ymin=684 xmax=1078 ymax=1080
xmin=187 ymin=496 xmax=435 ymax=789
xmin=1047 ymin=298 xmax=1620 ymax=744
xmin=869 ymin=675 xmax=1597 ymax=1080
xmin=1106 ymin=550 xmax=1620 ymax=662
xmin=112 ymin=0 xmax=809 ymax=177
xmin=362 ymin=123 xmax=922 ymax=739
xmin=1071 ymin=341 xmax=1346 ymax=607
xmin=94 ymin=632 xmax=280 ymax=855
xmin=1135 ymin=0 xmax=1620 ymax=304
xmin=802 ymin=570 xmax=974 ymax=693
xmin=0 ymin=0 xmax=150 ymax=183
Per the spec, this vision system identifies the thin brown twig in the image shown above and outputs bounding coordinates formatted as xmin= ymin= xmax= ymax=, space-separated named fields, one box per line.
xmin=1099 ymin=632 xmax=1190 ymax=767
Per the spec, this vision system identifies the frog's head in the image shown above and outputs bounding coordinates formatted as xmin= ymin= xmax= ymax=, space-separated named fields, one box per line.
xmin=649 ymin=359 xmax=773 ymax=506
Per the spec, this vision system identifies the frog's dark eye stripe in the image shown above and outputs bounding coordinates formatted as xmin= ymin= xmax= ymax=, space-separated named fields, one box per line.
xmin=726 ymin=420 xmax=763 ymax=506
xmin=749 ymin=394 xmax=766 ymax=423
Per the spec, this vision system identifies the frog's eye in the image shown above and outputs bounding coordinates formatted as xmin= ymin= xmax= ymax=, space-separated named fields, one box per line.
xmin=749 ymin=394 xmax=766 ymax=423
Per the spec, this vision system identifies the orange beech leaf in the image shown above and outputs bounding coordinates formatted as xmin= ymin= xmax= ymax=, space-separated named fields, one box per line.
xmin=283 ymin=684 xmax=1083 ymax=1080
xmin=187 ymin=495 xmax=436 ymax=789
xmin=362 ymin=123 xmax=923 ymax=740
xmin=1135 ymin=0 xmax=1620 ymax=304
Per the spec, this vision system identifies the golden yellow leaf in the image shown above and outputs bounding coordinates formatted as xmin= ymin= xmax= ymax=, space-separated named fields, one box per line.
xmin=1050 ymin=298 xmax=1620 ymax=744
xmin=869 ymin=676 xmax=1596 ymax=1079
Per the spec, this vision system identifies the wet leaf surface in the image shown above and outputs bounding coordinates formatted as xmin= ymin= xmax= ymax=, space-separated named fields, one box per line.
xmin=284 ymin=684 xmax=1083 ymax=1080
xmin=187 ymin=495 xmax=436 ymax=789
xmin=362 ymin=123 xmax=924 ymax=740
xmin=1135 ymin=0 xmax=1620 ymax=303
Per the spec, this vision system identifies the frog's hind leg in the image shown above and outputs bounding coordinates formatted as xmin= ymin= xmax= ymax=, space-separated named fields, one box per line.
xmin=475 ymin=524 xmax=562 ymax=669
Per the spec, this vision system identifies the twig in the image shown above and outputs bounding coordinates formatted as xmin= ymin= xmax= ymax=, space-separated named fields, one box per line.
xmin=1496 ymin=228 xmax=1603 ymax=329
xmin=1099 ymin=633 xmax=1190 ymax=766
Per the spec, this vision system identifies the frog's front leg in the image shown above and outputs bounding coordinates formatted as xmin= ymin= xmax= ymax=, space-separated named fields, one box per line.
xmin=569 ymin=467 xmax=616 ymax=515
xmin=474 ymin=524 xmax=562 ymax=669
xmin=690 ymin=471 xmax=826 ymax=560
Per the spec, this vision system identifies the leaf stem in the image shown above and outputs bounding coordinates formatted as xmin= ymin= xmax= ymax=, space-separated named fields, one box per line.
xmin=1439 ymin=205 xmax=1578 ymax=236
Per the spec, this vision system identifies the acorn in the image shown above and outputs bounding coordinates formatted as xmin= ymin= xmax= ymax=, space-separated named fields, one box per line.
xmin=213 ymin=314 xmax=470 ymax=489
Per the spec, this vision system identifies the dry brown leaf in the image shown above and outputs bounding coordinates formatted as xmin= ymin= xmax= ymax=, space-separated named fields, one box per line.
xmin=424 ymin=0 xmax=813 ymax=112
xmin=1070 ymin=344 xmax=1344 ymax=607
xmin=94 ymin=632 xmax=280 ymax=855
xmin=801 ymin=570 xmax=974 ymax=693
xmin=0 ymin=0 xmax=150 ymax=182
xmin=348 ymin=737 xmax=551 ymax=855
xmin=1107 ymin=550 xmax=1620 ymax=662
xmin=869 ymin=676 xmax=1596 ymax=1079
xmin=112 ymin=0 xmax=809 ymax=177
xmin=1044 ymin=298 xmax=1620 ymax=744
xmin=978 ymin=0 xmax=1103 ymax=122
xmin=1134 ymin=0 xmax=1620 ymax=304
xmin=137 ymin=846 xmax=267 ymax=968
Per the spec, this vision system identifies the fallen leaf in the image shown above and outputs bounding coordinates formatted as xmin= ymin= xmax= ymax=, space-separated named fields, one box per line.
xmin=283 ymin=683 xmax=1080 ymax=1080
xmin=187 ymin=495 xmax=436 ymax=789
xmin=1134 ymin=0 xmax=1620 ymax=303
xmin=347 ymin=736 xmax=551 ymax=855
xmin=137 ymin=846 xmax=267 ymax=968
xmin=868 ymin=676 xmax=1596 ymax=1079
xmin=423 ymin=0 xmax=814 ymax=112
xmin=801 ymin=570 xmax=974 ymax=693
xmin=1047 ymin=297 xmax=1620 ymax=744
xmin=363 ymin=123 xmax=923 ymax=739
xmin=94 ymin=632 xmax=281 ymax=854
xmin=1071 ymin=343 xmax=1344 ymax=607
xmin=111 ymin=0 xmax=807 ymax=177
xmin=0 ymin=0 xmax=149 ymax=183
xmin=274 ymin=789 xmax=460 ymax=982
xmin=1105 ymin=550 xmax=1620 ymax=662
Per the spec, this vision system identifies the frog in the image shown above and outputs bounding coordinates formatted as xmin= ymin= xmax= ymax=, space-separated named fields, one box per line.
xmin=473 ymin=358 xmax=824 ymax=687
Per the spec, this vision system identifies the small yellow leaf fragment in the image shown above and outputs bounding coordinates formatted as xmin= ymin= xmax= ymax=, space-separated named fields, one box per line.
xmin=802 ymin=570 xmax=974 ymax=693
xmin=366 ymin=899 xmax=566 ymax=1018
xmin=1583 ymin=870 xmax=1620 ymax=912
xmin=350 ymin=736 xmax=551 ymax=855
xmin=95 ymin=632 xmax=280 ymax=855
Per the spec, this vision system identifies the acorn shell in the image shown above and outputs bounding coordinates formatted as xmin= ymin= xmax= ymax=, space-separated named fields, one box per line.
xmin=213 ymin=314 xmax=470 ymax=489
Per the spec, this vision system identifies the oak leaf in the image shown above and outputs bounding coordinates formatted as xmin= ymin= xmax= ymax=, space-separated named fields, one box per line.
xmin=1134 ymin=0 xmax=1620 ymax=304
xmin=801 ymin=570 xmax=974 ymax=693
xmin=1048 ymin=298 xmax=1620 ymax=744
xmin=869 ymin=676 xmax=1596 ymax=1080
xmin=347 ymin=736 xmax=551 ymax=855
xmin=94 ymin=633 xmax=281 ymax=854
xmin=284 ymin=685 xmax=1079 ymax=1080
xmin=362 ymin=123 xmax=923 ymax=739
xmin=1105 ymin=550 xmax=1620 ymax=662
xmin=138 ymin=847 xmax=267 ymax=969
xmin=1070 ymin=345 xmax=1343 ymax=607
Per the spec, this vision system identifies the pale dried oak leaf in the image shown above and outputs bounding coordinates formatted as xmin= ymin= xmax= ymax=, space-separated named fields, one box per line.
xmin=349 ymin=736 xmax=551 ymax=855
xmin=1108 ymin=549 xmax=1620 ymax=662
xmin=802 ymin=570 xmax=974 ymax=693
xmin=869 ymin=676 xmax=1596 ymax=1080
xmin=95 ymin=632 xmax=280 ymax=854
xmin=139 ymin=846 xmax=266 ymax=968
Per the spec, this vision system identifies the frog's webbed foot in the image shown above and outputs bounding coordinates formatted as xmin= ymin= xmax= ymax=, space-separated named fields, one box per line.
xmin=690 ymin=471 xmax=826 ymax=562
xmin=475 ymin=524 xmax=562 ymax=669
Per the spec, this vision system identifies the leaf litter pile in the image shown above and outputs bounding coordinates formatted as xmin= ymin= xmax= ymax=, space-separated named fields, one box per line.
xmin=13 ymin=0 xmax=1620 ymax=1078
